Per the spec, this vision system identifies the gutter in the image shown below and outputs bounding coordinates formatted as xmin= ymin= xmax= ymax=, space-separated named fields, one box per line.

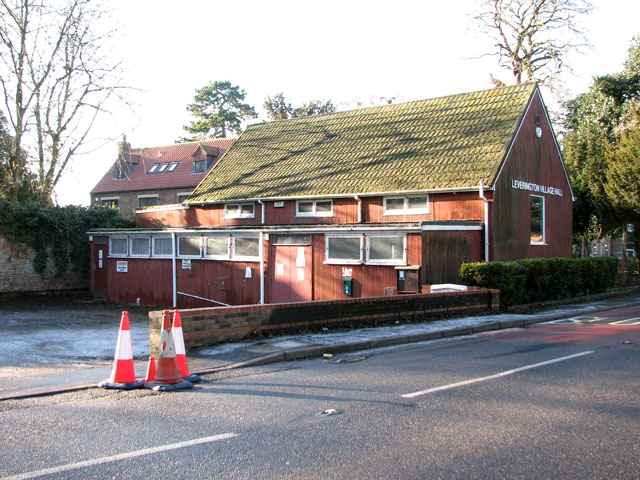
xmin=188 ymin=186 xmax=484 ymax=206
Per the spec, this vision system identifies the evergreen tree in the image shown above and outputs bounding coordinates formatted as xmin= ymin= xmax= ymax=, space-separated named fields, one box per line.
xmin=183 ymin=81 xmax=257 ymax=139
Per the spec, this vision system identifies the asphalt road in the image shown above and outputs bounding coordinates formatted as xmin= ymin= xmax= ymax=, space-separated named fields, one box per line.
xmin=1 ymin=305 xmax=638 ymax=479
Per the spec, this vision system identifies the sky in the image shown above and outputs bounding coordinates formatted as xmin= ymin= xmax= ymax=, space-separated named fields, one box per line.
xmin=55 ymin=0 xmax=640 ymax=206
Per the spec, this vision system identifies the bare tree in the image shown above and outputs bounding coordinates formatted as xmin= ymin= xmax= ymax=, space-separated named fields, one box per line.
xmin=471 ymin=0 xmax=593 ymax=87
xmin=0 ymin=0 xmax=124 ymax=203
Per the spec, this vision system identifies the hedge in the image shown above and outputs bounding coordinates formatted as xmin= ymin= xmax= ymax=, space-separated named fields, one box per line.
xmin=459 ymin=257 xmax=619 ymax=307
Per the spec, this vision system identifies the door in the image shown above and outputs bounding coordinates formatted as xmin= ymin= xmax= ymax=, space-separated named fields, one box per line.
xmin=93 ymin=237 xmax=108 ymax=298
xmin=271 ymin=242 xmax=312 ymax=303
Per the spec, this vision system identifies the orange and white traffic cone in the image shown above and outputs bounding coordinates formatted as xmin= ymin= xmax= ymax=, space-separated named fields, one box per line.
xmin=99 ymin=311 xmax=144 ymax=390
xmin=144 ymin=310 xmax=192 ymax=391
xmin=172 ymin=310 xmax=200 ymax=383
xmin=144 ymin=356 xmax=156 ymax=383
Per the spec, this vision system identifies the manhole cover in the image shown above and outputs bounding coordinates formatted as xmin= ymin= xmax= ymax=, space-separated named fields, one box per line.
xmin=315 ymin=408 xmax=343 ymax=418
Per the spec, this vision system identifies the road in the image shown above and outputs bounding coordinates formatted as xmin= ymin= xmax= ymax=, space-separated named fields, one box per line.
xmin=1 ymin=305 xmax=638 ymax=479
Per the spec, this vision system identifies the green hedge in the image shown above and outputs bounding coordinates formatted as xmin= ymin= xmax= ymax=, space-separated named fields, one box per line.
xmin=459 ymin=257 xmax=619 ymax=307
xmin=0 ymin=200 xmax=133 ymax=278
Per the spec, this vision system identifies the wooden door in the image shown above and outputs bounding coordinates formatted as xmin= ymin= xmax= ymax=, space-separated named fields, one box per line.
xmin=93 ymin=242 xmax=108 ymax=298
xmin=270 ymin=244 xmax=312 ymax=303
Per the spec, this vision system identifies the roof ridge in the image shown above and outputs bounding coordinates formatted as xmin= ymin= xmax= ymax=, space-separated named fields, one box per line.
xmin=253 ymin=82 xmax=537 ymax=129
xmin=130 ymin=137 xmax=237 ymax=153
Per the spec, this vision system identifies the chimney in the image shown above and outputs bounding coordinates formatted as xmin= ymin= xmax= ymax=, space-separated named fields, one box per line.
xmin=117 ymin=135 xmax=131 ymax=155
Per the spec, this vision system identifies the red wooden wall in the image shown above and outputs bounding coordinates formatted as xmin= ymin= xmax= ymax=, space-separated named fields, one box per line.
xmin=491 ymin=92 xmax=573 ymax=260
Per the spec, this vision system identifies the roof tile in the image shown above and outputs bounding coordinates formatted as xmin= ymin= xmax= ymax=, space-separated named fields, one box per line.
xmin=189 ymin=84 xmax=536 ymax=202
xmin=90 ymin=138 xmax=235 ymax=195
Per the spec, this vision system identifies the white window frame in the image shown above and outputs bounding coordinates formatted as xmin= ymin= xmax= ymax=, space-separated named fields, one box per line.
xmin=152 ymin=236 xmax=174 ymax=258
xmin=204 ymin=235 xmax=231 ymax=259
xmin=177 ymin=235 xmax=202 ymax=258
xmin=365 ymin=234 xmax=407 ymax=265
xmin=129 ymin=236 xmax=151 ymax=257
xmin=383 ymin=195 xmax=429 ymax=215
xmin=530 ymin=195 xmax=546 ymax=245
xmin=324 ymin=234 xmax=363 ymax=265
xmin=109 ymin=236 xmax=128 ymax=257
xmin=296 ymin=199 xmax=333 ymax=218
xmin=231 ymin=235 xmax=260 ymax=261
xmin=224 ymin=203 xmax=255 ymax=219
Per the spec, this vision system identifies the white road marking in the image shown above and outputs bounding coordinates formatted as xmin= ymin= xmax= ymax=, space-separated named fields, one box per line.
xmin=609 ymin=317 xmax=640 ymax=325
xmin=2 ymin=433 xmax=238 ymax=480
xmin=402 ymin=351 xmax=595 ymax=398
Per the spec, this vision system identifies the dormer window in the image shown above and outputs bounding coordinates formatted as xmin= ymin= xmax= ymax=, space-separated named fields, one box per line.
xmin=114 ymin=163 xmax=135 ymax=179
xmin=193 ymin=160 xmax=206 ymax=173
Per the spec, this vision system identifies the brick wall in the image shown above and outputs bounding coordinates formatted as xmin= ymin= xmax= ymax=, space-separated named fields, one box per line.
xmin=149 ymin=288 xmax=500 ymax=355
xmin=0 ymin=234 xmax=88 ymax=293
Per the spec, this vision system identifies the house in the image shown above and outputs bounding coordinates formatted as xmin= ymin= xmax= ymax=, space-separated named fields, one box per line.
xmin=89 ymin=137 xmax=235 ymax=218
xmin=88 ymin=83 xmax=574 ymax=307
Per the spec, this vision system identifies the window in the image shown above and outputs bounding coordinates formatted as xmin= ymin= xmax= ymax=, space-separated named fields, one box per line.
xmin=225 ymin=203 xmax=255 ymax=219
xmin=296 ymin=199 xmax=333 ymax=217
xmin=109 ymin=237 xmax=128 ymax=256
xmin=167 ymin=162 xmax=179 ymax=172
xmin=147 ymin=163 xmax=159 ymax=173
xmin=193 ymin=160 xmax=206 ymax=173
xmin=177 ymin=194 xmax=191 ymax=203
xmin=325 ymin=235 xmax=362 ymax=264
xmin=232 ymin=236 xmax=259 ymax=260
xmin=114 ymin=163 xmax=135 ymax=179
xmin=366 ymin=235 xmax=406 ymax=265
xmin=178 ymin=236 xmax=201 ymax=257
xmin=130 ymin=237 xmax=150 ymax=256
xmin=152 ymin=237 xmax=173 ymax=257
xmin=99 ymin=198 xmax=119 ymax=208
xmin=157 ymin=162 xmax=170 ymax=173
xmin=383 ymin=195 xmax=429 ymax=215
xmin=138 ymin=196 xmax=158 ymax=208
xmin=530 ymin=195 xmax=545 ymax=244
xmin=271 ymin=235 xmax=311 ymax=245
xmin=205 ymin=236 xmax=229 ymax=258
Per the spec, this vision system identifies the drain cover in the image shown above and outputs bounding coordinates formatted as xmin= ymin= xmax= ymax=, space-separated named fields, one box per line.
xmin=315 ymin=408 xmax=343 ymax=418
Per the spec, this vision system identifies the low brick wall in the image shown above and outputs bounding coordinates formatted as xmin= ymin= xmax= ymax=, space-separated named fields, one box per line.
xmin=0 ymin=234 xmax=88 ymax=294
xmin=149 ymin=288 xmax=500 ymax=355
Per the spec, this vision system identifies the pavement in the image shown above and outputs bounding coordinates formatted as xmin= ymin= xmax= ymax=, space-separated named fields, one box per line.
xmin=2 ymin=290 xmax=640 ymax=401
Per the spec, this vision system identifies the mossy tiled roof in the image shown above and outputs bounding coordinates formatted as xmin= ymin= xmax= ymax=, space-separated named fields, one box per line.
xmin=188 ymin=83 xmax=537 ymax=202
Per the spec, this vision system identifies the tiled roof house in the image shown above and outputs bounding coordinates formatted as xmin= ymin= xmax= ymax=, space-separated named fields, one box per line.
xmin=89 ymin=83 xmax=574 ymax=308
xmin=90 ymin=138 xmax=235 ymax=218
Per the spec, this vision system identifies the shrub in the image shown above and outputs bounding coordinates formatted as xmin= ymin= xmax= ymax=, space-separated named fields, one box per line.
xmin=459 ymin=257 xmax=620 ymax=307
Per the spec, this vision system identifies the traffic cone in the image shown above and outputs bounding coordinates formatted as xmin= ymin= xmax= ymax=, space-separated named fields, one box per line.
xmin=144 ymin=310 xmax=192 ymax=391
xmin=144 ymin=356 xmax=156 ymax=383
xmin=98 ymin=311 xmax=144 ymax=390
xmin=172 ymin=310 xmax=200 ymax=383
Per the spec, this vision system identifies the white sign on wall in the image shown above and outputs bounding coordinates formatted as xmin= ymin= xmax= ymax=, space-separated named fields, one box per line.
xmin=182 ymin=259 xmax=192 ymax=270
xmin=511 ymin=180 xmax=562 ymax=196
xmin=116 ymin=261 xmax=128 ymax=273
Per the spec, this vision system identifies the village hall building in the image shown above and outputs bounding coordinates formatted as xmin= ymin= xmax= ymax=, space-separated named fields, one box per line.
xmin=89 ymin=83 xmax=574 ymax=308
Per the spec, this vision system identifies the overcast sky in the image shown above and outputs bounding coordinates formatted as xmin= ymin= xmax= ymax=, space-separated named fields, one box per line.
xmin=55 ymin=0 xmax=640 ymax=206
